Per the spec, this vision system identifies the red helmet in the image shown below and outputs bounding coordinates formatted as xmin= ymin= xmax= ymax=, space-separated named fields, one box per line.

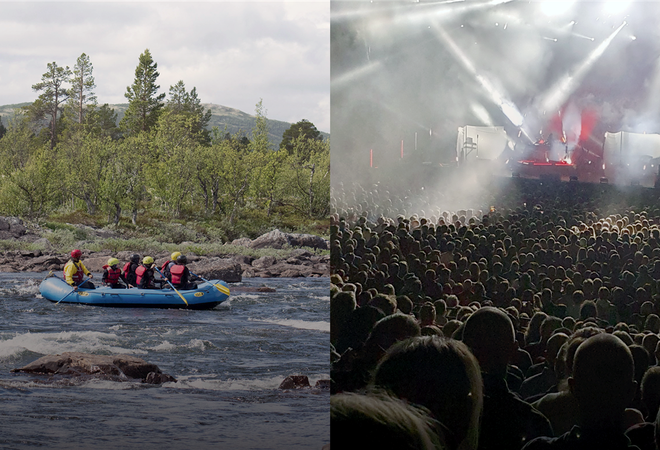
xmin=71 ymin=249 xmax=82 ymax=259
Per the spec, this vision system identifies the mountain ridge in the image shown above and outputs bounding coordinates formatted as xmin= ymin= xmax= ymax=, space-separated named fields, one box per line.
xmin=0 ymin=102 xmax=328 ymax=147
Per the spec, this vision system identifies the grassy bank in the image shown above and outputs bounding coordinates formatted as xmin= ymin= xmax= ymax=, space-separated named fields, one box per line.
xmin=4 ymin=208 xmax=329 ymax=258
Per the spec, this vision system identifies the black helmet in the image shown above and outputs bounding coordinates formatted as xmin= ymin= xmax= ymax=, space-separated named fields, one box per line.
xmin=131 ymin=254 xmax=140 ymax=263
xmin=176 ymin=254 xmax=188 ymax=264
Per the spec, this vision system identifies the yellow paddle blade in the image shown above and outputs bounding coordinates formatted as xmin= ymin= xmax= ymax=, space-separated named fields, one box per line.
xmin=175 ymin=290 xmax=189 ymax=306
xmin=213 ymin=283 xmax=230 ymax=296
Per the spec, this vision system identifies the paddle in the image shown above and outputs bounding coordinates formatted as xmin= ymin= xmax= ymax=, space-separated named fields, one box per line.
xmin=57 ymin=276 xmax=90 ymax=305
xmin=190 ymin=271 xmax=230 ymax=296
xmin=155 ymin=267 xmax=189 ymax=306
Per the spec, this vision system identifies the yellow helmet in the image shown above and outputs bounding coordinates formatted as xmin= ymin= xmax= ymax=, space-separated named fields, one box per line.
xmin=107 ymin=258 xmax=120 ymax=267
xmin=171 ymin=251 xmax=182 ymax=261
xmin=143 ymin=256 xmax=154 ymax=265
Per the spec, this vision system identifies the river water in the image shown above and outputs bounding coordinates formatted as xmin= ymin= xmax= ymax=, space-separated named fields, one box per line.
xmin=0 ymin=273 xmax=329 ymax=450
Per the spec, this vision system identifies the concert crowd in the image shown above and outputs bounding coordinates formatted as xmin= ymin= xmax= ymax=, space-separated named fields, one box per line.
xmin=330 ymin=176 xmax=660 ymax=450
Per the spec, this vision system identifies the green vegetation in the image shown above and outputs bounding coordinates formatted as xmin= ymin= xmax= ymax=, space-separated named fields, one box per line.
xmin=0 ymin=235 xmax=328 ymax=259
xmin=0 ymin=50 xmax=330 ymax=242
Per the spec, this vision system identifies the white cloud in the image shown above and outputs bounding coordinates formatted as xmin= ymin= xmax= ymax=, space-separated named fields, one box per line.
xmin=0 ymin=1 xmax=329 ymax=131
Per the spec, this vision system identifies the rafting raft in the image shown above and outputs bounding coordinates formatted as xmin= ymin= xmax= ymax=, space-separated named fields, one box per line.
xmin=39 ymin=275 xmax=230 ymax=309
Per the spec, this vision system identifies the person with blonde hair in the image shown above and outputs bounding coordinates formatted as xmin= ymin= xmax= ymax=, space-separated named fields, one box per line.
xmin=331 ymin=391 xmax=445 ymax=450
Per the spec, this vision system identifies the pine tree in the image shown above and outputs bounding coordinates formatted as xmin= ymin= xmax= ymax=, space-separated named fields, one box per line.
xmin=68 ymin=53 xmax=97 ymax=125
xmin=120 ymin=49 xmax=165 ymax=135
xmin=31 ymin=62 xmax=72 ymax=149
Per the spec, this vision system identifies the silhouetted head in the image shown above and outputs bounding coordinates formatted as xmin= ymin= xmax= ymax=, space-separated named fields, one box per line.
xmin=462 ymin=306 xmax=516 ymax=378
xmin=641 ymin=366 xmax=660 ymax=422
xmin=569 ymin=334 xmax=636 ymax=429
xmin=363 ymin=314 xmax=421 ymax=363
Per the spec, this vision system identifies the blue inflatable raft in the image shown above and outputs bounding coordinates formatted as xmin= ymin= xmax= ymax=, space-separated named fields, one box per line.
xmin=39 ymin=275 xmax=230 ymax=309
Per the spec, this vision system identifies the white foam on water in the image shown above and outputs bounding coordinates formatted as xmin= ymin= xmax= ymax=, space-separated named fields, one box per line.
xmin=172 ymin=374 xmax=286 ymax=391
xmin=79 ymin=379 xmax=144 ymax=390
xmin=233 ymin=294 xmax=262 ymax=300
xmin=0 ymin=278 xmax=42 ymax=298
xmin=248 ymin=318 xmax=330 ymax=332
xmin=161 ymin=328 xmax=189 ymax=337
xmin=0 ymin=330 xmax=147 ymax=360
xmin=149 ymin=340 xmax=177 ymax=351
xmin=146 ymin=338 xmax=215 ymax=352
xmin=214 ymin=298 xmax=232 ymax=308
xmin=187 ymin=339 xmax=216 ymax=351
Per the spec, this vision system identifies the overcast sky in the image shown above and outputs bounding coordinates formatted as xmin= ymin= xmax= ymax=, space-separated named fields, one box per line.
xmin=0 ymin=0 xmax=329 ymax=132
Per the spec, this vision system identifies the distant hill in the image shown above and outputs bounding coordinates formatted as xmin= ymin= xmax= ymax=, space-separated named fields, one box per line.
xmin=0 ymin=102 xmax=328 ymax=148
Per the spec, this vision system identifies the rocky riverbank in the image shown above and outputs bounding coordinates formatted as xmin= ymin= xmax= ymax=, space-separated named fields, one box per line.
xmin=0 ymin=218 xmax=329 ymax=281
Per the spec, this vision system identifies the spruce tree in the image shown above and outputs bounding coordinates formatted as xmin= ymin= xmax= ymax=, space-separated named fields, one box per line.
xmin=120 ymin=49 xmax=165 ymax=135
xmin=166 ymin=80 xmax=212 ymax=144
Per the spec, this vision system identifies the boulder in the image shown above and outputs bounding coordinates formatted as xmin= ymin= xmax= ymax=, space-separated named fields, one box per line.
xmin=252 ymin=255 xmax=277 ymax=268
xmin=251 ymin=229 xmax=289 ymax=249
xmin=143 ymin=372 xmax=177 ymax=384
xmin=315 ymin=379 xmax=331 ymax=389
xmin=189 ymin=257 xmax=242 ymax=283
xmin=286 ymin=233 xmax=328 ymax=250
xmin=230 ymin=285 xmax=276 ymax=293
xmin=231 ymin=237 xmax=253 ymax=247
xmin=78 ymin=254 xmax=114 ymax=272
xmin=250 ymin=229 xmax=328 ymax=251
xmin=278 ymin=375 xmax=311 ymax=389
xmin=232 ymin=255 xmax=254 ymax=265
xmin=12 ymin=352 xmax=176 ymax=384
xmin=7 ymin=217 xmax=27 ymax=237
xmin=18 ymin=255 xmax=64 ymax=272
xmin=0 ymin=231 xmax=14 ymax=240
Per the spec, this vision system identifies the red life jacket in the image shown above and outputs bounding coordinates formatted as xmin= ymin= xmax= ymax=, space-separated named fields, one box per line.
xmin=170 ymin=264 xmax=185 ymax=285
xmin=123 ymin=261 xmax=132 ymax=275
xmin=104 ymin=266 xmax=122 ymax=284
xmin=135 ymin=265 xmax=147 ymax=286
xmin=65 ymin=260 xmax=84 ymax=284
xmin=161 ymin=260 xmax=171 ymax=272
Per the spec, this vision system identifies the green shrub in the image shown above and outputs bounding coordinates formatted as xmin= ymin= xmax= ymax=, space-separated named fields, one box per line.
xmin=46 ymin=229 xmax=77 ymax=252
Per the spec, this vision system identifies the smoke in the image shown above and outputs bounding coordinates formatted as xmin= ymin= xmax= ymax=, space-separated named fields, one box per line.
xmin=332 ymin=1 xmax=660 ymax=214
